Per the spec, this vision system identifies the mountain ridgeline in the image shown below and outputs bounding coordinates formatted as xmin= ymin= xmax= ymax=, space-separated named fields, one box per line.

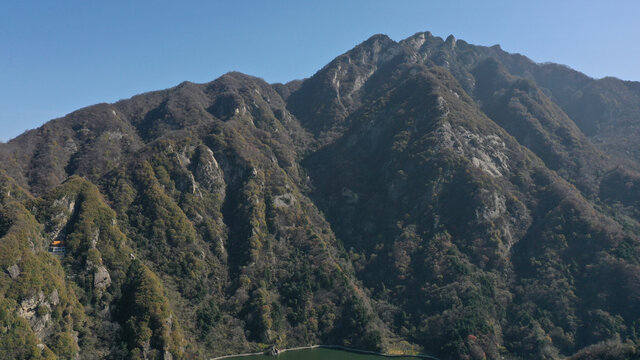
xmin=2 ymin=31 xmax=640 ymax=360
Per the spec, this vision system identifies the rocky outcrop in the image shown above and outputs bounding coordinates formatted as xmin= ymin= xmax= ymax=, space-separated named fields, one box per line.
xmin=49 ymin=289 xmax=59 ymax=306
xmin=265 ymin=345 xmax=280 ymax=356
xmin=94 ymin=265 xmax=112 ymax=290
xmin=436 ymin=121 xmax=510 ymax=177
xmin=6 ymin=264 xmax=20 ymax=279
xmin=273 ymin=193 xmax=295 ymax=208
xmin=194 ymin=146 xmax=225 ymax=197
xmin=17 ymin=290 xmax=56 ymax=340
xmin=47 ymin=195 xmax=77 ymax=240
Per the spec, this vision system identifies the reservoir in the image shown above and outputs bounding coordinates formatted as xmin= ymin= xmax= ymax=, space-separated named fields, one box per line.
xmin=219 ymin=347 xmax=431 ymax=360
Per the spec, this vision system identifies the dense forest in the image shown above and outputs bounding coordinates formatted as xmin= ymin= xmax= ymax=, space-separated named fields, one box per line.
xmin=2 ymin=31 xmax=640 ymax=359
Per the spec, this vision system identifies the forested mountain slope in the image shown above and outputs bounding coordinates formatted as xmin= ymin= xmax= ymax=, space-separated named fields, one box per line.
xmin=2 ymin=31 xmax=640 ymax=360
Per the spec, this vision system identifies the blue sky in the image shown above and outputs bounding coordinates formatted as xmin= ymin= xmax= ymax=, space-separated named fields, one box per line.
xmin=1 ymin=0 xmax=639 ymax=141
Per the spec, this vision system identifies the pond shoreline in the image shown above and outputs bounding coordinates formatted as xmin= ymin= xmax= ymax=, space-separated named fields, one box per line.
xmin=209 ymin=344 xmax=441 ymax=360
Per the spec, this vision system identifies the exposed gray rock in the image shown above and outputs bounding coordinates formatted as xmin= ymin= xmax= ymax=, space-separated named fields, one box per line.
xmin=64 ymin=138 xmax=78 ymax=153
xmin=48 ymin=195 xmax=77 ymax=240
xmin=445 ymin=34 xmax=457 ymax=48
xmin=105 ymin=130 xmax=124 ymax=141
xmin=164 ymin=350 xmax=174 ymax=360
xmin=94 ymin=266 xmax=112 ymax=290
xmin=17 ymin=291 xmax=44 ymax=321
xmin=478 ymin=191 xmax=507 ymax=222
xmin=49 ymin=289 xmax=59 ymax=306
xmin=436 ymin=121 xmax=510 ymax=177
xmin=91 ymin=228 xmax=100 ymax=248
xmin=266 ymin=345 xmax=280 ymax=355
xmin=30 ymin=305 xmax=52 ymax=339
xmin=17 ymin=291 xmax=54 ymax=340
xmin=98 ymin=304 xmax=111 ymax=318
xmin=6 ymin=264 xmax=20 ymax=279
xmin=273 ymin=193 xmax=296 ymax=208
xmin=194 ymin=146 xmax=225 ymax=197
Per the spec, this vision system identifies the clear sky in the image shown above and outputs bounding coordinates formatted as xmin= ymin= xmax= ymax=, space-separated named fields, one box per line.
xmin=2 ymin=0 xmax=639 ymax=141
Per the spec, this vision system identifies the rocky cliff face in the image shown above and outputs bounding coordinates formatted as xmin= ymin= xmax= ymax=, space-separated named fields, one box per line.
xmin=2 ymin=32 xmax=640 ymax=360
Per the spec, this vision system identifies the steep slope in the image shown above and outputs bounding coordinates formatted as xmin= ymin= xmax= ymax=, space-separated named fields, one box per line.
xmin=396 ymin=31 xmax=640 ymax=225
xmin=0 ymin=104 xmax=143 ymax=196
xmin=399 ymin=31 xmax=640 ymax=166
xmin=287 ymin=34 xmax=417 ymax=146
xmin=1 ymin=177 xmax=84 ymax=359
xmin=471 ymin=58 xmax=610 ymax=195
xmin=2 ymin=31 xmax=640 ymax=360
xmin=302 ymin=63 xmax=640 ymax=358
xmin=286 ymin=32 xmax=639 ymax=202
xmin=1 ymin=72 xmax=388 ymax=359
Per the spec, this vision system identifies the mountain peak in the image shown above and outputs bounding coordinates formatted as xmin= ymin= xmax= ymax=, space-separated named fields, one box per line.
xmin=445 ymin=34 xmax=457 ymax=47
xmin=4 ymin=30 xmax=640 ymax=360
xmin=362 ymin=33 xmax=395 ymax=45
xmin=399 ymin=30 xmax=444 ymax=52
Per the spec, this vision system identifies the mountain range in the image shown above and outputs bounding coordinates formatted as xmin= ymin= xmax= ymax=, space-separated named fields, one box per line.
xmin=2 ymin=31 xmax=640 ymax=360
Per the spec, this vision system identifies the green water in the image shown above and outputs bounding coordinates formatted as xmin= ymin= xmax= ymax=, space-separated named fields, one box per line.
xmin=222 ymin=348 xmax=422 ymax=360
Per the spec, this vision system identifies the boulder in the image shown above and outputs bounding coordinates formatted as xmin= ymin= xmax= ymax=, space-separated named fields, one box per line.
xmin=94 ymin=266 xmax=112 ymax=290
xmin=6 ymin=264 xmax=20 ymax=279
